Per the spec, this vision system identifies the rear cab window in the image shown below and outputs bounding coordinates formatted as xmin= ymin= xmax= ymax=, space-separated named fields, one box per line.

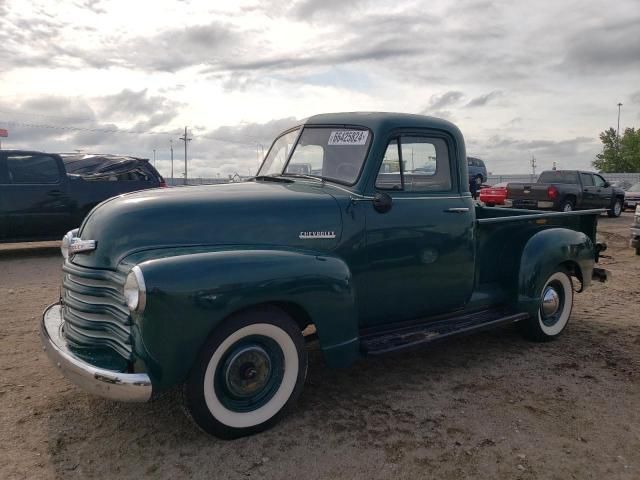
xmin=537 ymin=171 xmax=578 ymax=184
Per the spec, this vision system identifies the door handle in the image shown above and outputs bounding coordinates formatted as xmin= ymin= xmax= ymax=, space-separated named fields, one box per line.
xmin=444 ymin=207 xmax=470 ymax=213
xmin=48 ymin=190 xmax=64 ymax=196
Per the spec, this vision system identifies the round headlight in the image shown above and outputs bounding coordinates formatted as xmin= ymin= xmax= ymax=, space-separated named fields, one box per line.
xmin=124 ymin=266 xmax=146 ymax=313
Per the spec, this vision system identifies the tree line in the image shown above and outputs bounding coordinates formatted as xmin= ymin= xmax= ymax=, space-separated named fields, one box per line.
xmin=593 ymin=127 xmax=640 ymax=173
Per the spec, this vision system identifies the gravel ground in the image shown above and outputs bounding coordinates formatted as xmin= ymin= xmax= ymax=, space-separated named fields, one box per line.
xmin=1 ymin=213 xmax=638 ymax=480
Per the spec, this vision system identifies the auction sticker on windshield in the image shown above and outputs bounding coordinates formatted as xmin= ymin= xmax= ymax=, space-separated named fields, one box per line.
xmin=328 ymin=130 xmax=368 ymax=146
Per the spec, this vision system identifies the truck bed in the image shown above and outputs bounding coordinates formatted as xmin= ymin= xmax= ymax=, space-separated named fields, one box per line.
xmin=473 ymin=205 xmax=601 ymax=286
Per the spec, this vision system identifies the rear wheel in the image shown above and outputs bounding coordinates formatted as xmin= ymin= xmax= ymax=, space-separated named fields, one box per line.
xmin=608 ymin=199 xmax=622 ymax=217
xmin=183 ymin=307 xmax=308 ymax=439
xmin=520 ymin=269 xmax=573 ymax=342
xmin=559 ymin=199 xmax=574 ymax=212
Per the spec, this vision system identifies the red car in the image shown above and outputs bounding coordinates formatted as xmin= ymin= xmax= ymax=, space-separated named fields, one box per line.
xmin=479 ymin=182 xmax=508 ymax=206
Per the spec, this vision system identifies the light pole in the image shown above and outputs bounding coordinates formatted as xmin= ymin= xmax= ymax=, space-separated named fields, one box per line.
xmin=152 ymin=149 xmax=156 ymax=167
xmin=617 ymin=102 xmax=623 ymax=138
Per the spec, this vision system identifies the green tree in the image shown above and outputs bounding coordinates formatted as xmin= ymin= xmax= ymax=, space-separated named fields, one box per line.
xmin=593 ymin=127 xmax=640 ymax=172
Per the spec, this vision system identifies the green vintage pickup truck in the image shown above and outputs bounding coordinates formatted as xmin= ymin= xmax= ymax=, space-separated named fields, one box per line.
xmin=42 ymin=112 xmax=608 ymax=438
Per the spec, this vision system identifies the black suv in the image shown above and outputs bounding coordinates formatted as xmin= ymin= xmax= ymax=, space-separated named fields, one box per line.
xmin=0 ymin=151 xmax=165 ymax=242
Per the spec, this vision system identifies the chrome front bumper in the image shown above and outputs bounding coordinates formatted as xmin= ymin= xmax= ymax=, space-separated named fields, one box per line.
xmin=40 ymin=304 xmax=152 ymax=402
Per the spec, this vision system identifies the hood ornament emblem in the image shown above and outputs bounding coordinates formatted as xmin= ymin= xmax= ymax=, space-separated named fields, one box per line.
xmin=63 ymin=229 xmax=97 ymax=255
xmin=299 ymin=231 xmax=336 ymax=240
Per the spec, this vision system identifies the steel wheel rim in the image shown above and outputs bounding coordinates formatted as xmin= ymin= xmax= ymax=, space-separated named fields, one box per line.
xmin=215 ymin=335 xmax=284 ymax=413
xmin=614 ymin=201 xmax=621 ymax=216
xmin=563 ymin=203 xmax=573 ymax=212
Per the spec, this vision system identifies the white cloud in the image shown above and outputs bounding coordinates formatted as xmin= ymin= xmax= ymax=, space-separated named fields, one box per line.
xmin=0 ymin=0 xmax=638 ymax=177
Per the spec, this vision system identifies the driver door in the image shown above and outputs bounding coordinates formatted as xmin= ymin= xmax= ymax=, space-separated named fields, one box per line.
xmin=361 ymin=133 xmax=475 ymax=327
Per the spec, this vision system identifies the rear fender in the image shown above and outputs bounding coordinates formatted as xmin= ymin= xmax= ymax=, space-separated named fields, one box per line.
xmin=131 ymin=249 xmax=359 ymax=391
xmin=517 ymin=228 xmax=595 ymax=316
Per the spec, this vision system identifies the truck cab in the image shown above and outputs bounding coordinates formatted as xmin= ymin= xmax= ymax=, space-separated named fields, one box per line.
xmin=41 ymin=112 xmax=607 ymax=439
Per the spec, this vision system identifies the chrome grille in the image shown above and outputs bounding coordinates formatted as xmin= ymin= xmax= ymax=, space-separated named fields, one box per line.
xmin=61 ymin=261 xmax=133 ymax=361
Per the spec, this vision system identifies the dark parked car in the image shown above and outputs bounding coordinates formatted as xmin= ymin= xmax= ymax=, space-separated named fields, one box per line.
xmin=0 ymin=151 xmax=165 ymax=242
xmin=505 ymin=170 xmax=625 ymax=217
xmin=467 ymin=156 xmax=487 ymax=186
xmin=623 ymin=182 xmax=640 ymax=210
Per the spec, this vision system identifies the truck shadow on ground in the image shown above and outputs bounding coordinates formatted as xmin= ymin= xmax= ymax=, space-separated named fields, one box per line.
xmin=44 ymin=317 xmax=640 ymax=479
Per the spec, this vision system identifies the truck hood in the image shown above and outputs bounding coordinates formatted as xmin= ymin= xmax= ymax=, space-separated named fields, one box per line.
xmin=74 ymin=181 xmax=343 ymax=269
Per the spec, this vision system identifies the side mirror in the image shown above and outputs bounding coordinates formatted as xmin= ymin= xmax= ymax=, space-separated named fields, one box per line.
xmin=373 ymin=192 xmax=393 ymax=213
xmin=603 ymin=181 xmax=610 ymax=188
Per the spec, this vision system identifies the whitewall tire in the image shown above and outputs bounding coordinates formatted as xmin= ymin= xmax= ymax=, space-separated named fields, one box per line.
xmin=521 ymin=269 xmax=574 ymax=342
xmin=183 ymin=307 xmax=307 ymax=439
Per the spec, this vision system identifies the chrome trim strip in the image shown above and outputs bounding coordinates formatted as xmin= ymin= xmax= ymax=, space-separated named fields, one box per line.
xmin=351 ymin=194 xmax=472 ymax=201
xmin=445 ymin=207 xmax=470 ymax=213
xmin=476 ymin=208 xmax=606 ymax=225
xmin=40 ymin=304 xmax=151 ymax=402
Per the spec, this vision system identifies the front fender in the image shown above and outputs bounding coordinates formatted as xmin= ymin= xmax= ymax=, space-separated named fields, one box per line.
xmin=517 ymin=228 xmax=595 ymax=315
xmin=130 ymin=249 xmax=359 ymax=391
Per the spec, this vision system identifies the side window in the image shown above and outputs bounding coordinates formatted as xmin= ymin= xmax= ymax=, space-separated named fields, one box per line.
xmin=375 ymin=136 xmax=452 ymax=192
xmin=401 ymin=137 xmax=450 ymax=192
xmin=593 ymin=174 xmax=607 ymax=188
xmin=375 ymin=139 xmax=402 ymax=190
xmin=580 ymin=173 xmax=594 ymax=186
xmin=6 ymin=154 xmax=60 ymax=184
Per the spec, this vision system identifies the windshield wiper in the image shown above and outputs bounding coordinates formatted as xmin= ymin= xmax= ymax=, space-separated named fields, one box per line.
xmin=280 ymin=173 xmax=325 ymax=183
xmin=251 ymin=175 xmax=293 ymax=183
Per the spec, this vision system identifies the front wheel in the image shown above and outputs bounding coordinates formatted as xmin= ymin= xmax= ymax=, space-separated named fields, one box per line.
xmin=608 ymin=199 xmax=622 ymax=217
xmin=519 ymin=269 xmax=574 ymax=342
xmin=183 ymin=307 xmax=308 ymax=439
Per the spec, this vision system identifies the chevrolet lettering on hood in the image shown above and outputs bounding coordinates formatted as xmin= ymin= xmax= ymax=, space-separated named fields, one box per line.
xmin=299 ymin=231 xmax=336 ymax=239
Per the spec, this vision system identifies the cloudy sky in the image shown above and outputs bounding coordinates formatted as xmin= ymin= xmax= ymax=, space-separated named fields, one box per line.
xmin=1 ymin=0 xmax=638 ymax=179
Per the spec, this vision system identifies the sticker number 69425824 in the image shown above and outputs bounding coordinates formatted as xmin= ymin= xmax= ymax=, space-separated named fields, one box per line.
xmin=328 ymin=130 xmax=368 ymax=146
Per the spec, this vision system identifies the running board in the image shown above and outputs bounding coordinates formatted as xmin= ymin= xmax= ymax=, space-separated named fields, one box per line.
xmin=361 ymin=309 xmax=529 ymax=356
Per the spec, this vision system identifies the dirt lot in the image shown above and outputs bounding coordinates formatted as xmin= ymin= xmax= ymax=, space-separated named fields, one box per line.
xmin=1 ymin=213 xmax=639 ymax=480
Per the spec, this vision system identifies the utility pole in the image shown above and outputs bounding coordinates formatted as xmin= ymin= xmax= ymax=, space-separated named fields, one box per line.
xmin=170 ymin=139 xmax=174 ymax=180
xmin=530 ymin=155 xmax=537 ymax=176
xmin=179 ymin=126 xmax=192 ymax=185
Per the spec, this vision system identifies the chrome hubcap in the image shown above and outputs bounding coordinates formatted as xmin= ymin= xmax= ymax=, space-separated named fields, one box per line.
xmin=541 ymin=286 xmax=560 ymax=317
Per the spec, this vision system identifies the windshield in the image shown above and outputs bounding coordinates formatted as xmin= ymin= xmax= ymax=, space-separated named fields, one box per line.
xmin=258 ymin=128 xmax=301 ymax=177
xmin=258 ymin=126 xmax=372 ymax=185
xmin=629 ymin=183 xmax=640 ymax=192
